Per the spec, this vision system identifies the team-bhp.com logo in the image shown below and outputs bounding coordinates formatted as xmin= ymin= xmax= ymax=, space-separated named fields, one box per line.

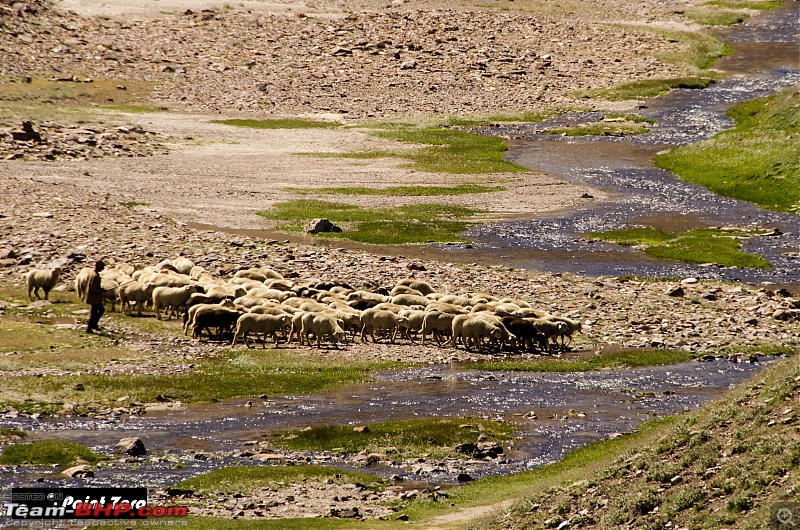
xmin=4 ymin=488 xmax=187 ymax=520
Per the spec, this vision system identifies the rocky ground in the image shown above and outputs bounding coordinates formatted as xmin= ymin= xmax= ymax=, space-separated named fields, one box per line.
xmin=1 ymin=0 xmax=799 ymax=524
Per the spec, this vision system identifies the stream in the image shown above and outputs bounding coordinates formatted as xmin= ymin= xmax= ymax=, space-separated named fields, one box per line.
xmin=446 ymin=0 xmax=800 ymax=284
xmin=0 ymin=357 xmax=772 ymax=489
xmin=0 ymin=1 xmax=798 ymax=499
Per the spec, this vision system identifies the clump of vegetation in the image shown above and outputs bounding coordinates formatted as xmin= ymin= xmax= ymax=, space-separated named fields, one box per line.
xmin=0 ymin=348 xmax=405 ymax=417
xmin=174 ymin=466 xmax=383 ymax=496
xmin=286 ymin=184 xmax=505 ymax=196
xmin=681 ymin=8 xmax=746 ymax=26
xmin=258 ymin=200 xmax=481 ymax=244
xmin=655 ymin=84 xmax=800 ymax=214
xmin=267 ymin=418 xmax=513 ymax=459
xmin=0 ymin=441 xmax=104 ymax=466
xmin=210 ymin=118 xmax=340 ymax=129
xmin=545 ymin=115 xmax=654 ymax=137
xmin=586 ymin=227 xmax=772 ymax=269
xmin=579 ymin=77 xmax=716 ymax=101
xmin=119 ymin=201 xmax=149 ymax=207
xmin=470 ymin=349 xmax=694 ymax=372
xmin=329 ymin=125 xmax=527 ymax=174
xmin=705 ymin=0 xmax=783 ymax=9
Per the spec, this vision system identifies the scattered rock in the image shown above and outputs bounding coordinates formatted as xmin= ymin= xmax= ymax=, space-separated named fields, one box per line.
xmin=114 ymin=437 xmax=147 ymax=456
xmin=304 ymin=218 xmax=342 ymax=234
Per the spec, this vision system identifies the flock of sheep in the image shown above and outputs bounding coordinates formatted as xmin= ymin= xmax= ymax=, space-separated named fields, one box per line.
xmin=25 ymin=257 xmax=582 ymax=353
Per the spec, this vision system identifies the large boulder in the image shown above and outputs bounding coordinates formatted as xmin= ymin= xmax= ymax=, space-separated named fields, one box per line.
xmin=114 ymin=437 xmax=147 ymax=456
xmin=305 ymin=218 xmax=342 ymax=234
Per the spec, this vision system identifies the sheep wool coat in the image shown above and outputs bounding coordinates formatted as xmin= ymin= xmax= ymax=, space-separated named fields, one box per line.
xmin=82 ymin=270 xmax=104 ymax=305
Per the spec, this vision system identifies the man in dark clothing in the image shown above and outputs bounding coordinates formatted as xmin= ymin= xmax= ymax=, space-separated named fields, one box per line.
xmin=82 ymin=260 xmax=105 ymax=333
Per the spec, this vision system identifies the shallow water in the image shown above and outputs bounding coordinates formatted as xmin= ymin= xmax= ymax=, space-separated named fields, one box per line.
xmin=0 ymin=357 xmax=773 ymax=488
xmin=440 ymin=1 xmax=800 ymax=284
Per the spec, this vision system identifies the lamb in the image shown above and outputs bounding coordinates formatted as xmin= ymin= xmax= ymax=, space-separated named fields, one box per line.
xmin=300 ymin=312 xmax=347 ymax=347
xmin=396 ymin=278 xmax=435 ymax=296
xmin=25 ymin=267 xmax=62 ymax=301
xmin=152 ymin=284 xmax=201 ymax=320
xmin=232 ymin=313 xmax=292 ymax=347
xmin=118 ymin=280 xmax=155 ymax=316
xmin=360 ymin=308 xmax=409 ymax=343
xmin=421 ymin=311 xmax=458 ymax=345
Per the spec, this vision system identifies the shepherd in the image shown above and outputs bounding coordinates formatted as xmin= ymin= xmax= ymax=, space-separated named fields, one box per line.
xmin=81 ymin=259 xmax=106 ymax=333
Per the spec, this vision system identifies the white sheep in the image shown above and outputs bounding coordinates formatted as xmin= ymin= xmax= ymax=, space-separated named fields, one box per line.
xmin=152 ymin=284 xmax=199 ymax=320
xmin=232 ymin=313 xmax=292 ymax=347
xmin=171 ymin=256 xmax=195 ymax=275
xmin=391 ymin=293 xmax=431 ymax=308
xmin=300 ymin=312 xmax=346 ymax=347
xmin=396 ymin=278 xmax=435 ymax=296
xmin=360 ymin=308 xmax=409 ymax=343
xmin=118 ymin=280 xmax=155 ymax=315
xmin=25 ymin=267 xmax=62 ymax=301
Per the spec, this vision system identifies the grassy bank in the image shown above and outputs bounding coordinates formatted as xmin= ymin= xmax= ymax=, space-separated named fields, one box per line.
xmin=473 ymin=351 xmax=800 ymax=529
xmin=585 ymin=227 xmax=772 ymax=269
xmin=258 ymin=200 xmax=480 ymax=244
xmin=0 ymin=347 xmax=405 ymax=416
xmin=266 ymin=418 xmax=513 ymax=460
xmin=0 ymin=440 xmax=105 ymax=466
xmin=210 ymin=118 xmax=340 ymax=129
xmin=469 ymin=349 xmax=695 ymax=372
xmin=655 ymin=84 xmax=800 ymax=214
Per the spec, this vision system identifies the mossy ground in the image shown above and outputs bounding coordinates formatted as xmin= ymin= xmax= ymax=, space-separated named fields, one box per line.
xmin=655 ymin=84 xmax=800 ymax=214
xmin=586 ymin=227 xmax=772 ymax=269
xmin=258 ymin=200 xmax=481 ymax=245
xmin=266 ymin=418 xmax=513 ymax=460
xmin=0 ymin=440 xmax=105 ymax=466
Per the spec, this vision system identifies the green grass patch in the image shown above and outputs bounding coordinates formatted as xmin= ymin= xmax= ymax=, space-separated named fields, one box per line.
xmin=682 ymin=8 xmax=746 ymax=26
xmin=210 ymin=118 xmax=340 ymax=129
xmin=579 ymin=77 xmax=716 ymax=101
xmin=587 ymin=227 xmax=772 ymax=269
xmin=546 ymin=123 xmax=651 ymax=137
xmin=258 ymin=200 xmax=480 ymax=244
xmin=119 ymin=201 xmax=149 ymax=207
xmin=398 ymin=416 xmax=678 ymax=523
xmin=175 ymin=465 xmax=382 ymax=495
xmin=704 ymin=0 xmax=783 ymax=9
xmin=0 ymin=349 xmax=406 ymax=416
xmin=268 ymin=418 xmax=513 ymax=459
xmin=327 ymin=125 xmax=527 ymax=174
xmin=286 ymin=184 xmax=505 ymax=196
xmin=0 ymin=441 xmax=104 ymax=466
xmin=470 ymin=349 xmax=694 ymax=372
xmin=0 ymin=428 xmax=27 ymax=439
xmin=655 ymin=84 xmax=800 ymax=214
